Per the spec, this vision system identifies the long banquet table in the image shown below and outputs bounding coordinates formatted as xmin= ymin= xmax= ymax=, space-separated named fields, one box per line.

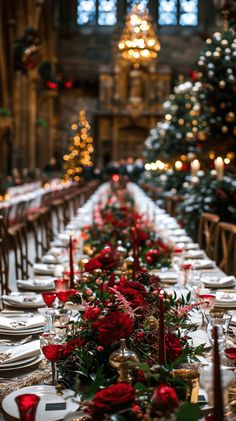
xmin=0 ymin=182 xmax=235 ymax=420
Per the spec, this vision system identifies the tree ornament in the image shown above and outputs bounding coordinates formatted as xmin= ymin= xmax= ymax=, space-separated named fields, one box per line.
xmin=222 ymin=125 xmax=228 ymax=133
xmin=221 ymin=39 xmax=228 ymax=46
xmin=146 ymin=316 xmax=159 ymax=330
xmin=186 ymin=132 xmax=194 ymax=141
xmin=219 ymin=80 xmax=226 ymax=88
xmin=220 ymin=102 xmax=226 ymax=109
xmin=226 ymin=112 xmax=235 ymax=122
xmin=198 ymin=131 xmax=207 ymax=141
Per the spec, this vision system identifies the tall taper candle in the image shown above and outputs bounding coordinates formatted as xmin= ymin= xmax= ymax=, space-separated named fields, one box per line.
xmin=213 ymin=325 xmax=224 ymax=421
xmin=69 ymin=236 xmax=74 ymax=288
xmin=214 ymin=157 xmax=224 ymax=181
xmin=131 ymin=227 xmax=137 ymax=281
xmin=159 ymin=296 xmax=166 ymax=366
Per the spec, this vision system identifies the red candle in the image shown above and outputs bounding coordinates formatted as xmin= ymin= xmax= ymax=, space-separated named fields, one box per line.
xmin=213 ymin=325 xmax=224 ymax=421
xmin=69 ymin=236 xmax=74 ymax=288
xmin=131 ymin=227 xmax=137 ymax=281
xmin=159 ymin=296 xmax=166 ymax=366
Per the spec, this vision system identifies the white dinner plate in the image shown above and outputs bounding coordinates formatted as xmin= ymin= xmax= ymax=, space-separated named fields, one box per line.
xmin=0 ymin=355 xmax=38 ymax=369
xmin=0 ymin=327 xmax=43 ymax=336
xmin=0 ymin=355 xmax=43 ymax=372
xmin=2 ymin=385 xmax=79 ymax=421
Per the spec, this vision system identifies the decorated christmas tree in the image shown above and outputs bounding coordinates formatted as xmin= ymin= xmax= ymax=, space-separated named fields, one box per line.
xmin=144 ymin=81 xmax=203 ymax=163
xmin=63 ymin=111 xmax=94 ymax=182
xmin=193 ymin=18 xmax=236 ymax=151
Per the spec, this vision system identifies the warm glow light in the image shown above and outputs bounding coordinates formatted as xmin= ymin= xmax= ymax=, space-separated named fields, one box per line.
xmin=175 ymin=161 xmax=183 ymax=171
xmin=224 ymin=158 xmax=230 ymax=164
xmin=118 ymin=5 xmax=160 ymax=62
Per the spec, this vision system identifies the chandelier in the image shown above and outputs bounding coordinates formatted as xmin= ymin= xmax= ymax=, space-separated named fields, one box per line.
xmin=118 ymin=4 xmax=160 ymax=62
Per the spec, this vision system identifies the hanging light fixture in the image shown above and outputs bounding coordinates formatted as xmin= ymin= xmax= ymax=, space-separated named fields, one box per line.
xmin=118 ymin=4 xmax=160 ymax=63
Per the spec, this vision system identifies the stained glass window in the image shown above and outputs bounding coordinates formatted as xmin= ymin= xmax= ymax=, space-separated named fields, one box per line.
xmin=158 ymin=0 xmax=177 ymax=25
xmin=127 ymin=1 xmax=149 ymax=12
xmin=98 ymin=0 xmax=117 ymax=25
xmin=77 ymin=0 xmax=96 ymax=25
xmin=179 ymin=0 xmax=198 ymax=26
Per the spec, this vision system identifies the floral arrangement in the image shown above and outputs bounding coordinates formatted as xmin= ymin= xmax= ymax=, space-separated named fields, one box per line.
xmin=49 ymin=183 xmax=207 ymax=420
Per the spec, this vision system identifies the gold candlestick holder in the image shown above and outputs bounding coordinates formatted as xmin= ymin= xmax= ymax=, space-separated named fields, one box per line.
xmin=109 ymin=339 xmax=139 ymax=384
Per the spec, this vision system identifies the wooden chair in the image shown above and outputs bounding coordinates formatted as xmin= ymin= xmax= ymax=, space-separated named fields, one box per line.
xmin=164 ymin=195 xmax=184 ymax=217
xmin=198 ymin=212 xmax=220 ymax=259
xmin=8 ymin=223 xmax=32 ymax=280
xmin=0 ymin=237 xmax=10 ymax=296
xmin=214 ymin=222 xmax=236 ymax=276
xmin=28 ymin=207 xmax=53 ymax=262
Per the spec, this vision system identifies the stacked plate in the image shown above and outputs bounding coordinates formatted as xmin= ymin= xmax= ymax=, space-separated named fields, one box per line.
xmin=0 ymin=314 xmax=45 ymax=336
xmin=0 ymin=340 xmax=42 ymax=373
xmin=2 ymin=292 xmax=45 ymax=309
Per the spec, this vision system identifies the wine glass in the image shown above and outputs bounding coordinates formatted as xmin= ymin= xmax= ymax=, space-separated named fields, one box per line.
xmin=206 ymin=311 xmax=232 ymax=354
xmin=40 ymin=332 xmax=64 ymax=385
xmin=45 ymin=308 xmax=72 ymax=338
xmin=197 ymin=289 xmax=216 ymax=327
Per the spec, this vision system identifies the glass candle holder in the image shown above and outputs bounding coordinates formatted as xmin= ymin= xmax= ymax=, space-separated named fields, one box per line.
xmin=54 ymin=278 xmax=68 ymax=292
xmin=15 ymin=394 xmax=40 ymax=421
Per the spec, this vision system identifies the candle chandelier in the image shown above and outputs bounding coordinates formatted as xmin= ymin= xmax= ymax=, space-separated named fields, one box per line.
xmin=118 ymin=4 xmax=160 ymax=63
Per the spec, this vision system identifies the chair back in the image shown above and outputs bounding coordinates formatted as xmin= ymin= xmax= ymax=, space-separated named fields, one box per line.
xmin=198 ymin=212 xmax=220 ymax=259
xmin=214 ymin=222 xmax=236 ymax=276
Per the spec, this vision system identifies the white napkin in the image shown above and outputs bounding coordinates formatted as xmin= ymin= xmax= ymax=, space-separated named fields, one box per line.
xmin=192 ymin=259 xmax=215 ymax=270
xmin=33 ymin=263 xmax=56 ymax=275
xmin=215 ymin=291 xmax=236 ymax=307
xmin=2 ymin=293 xmax=45 ymax=307
xmin=42 ymin=255 xmax=59 ymax=264
xmin=0 ymin=315 xmax=45 ymax=330
xmin=184 ymin=250 xmax=205 ymax=260
xmin=17 ymin=279 xmax=55 ymax=290
xmin=203 ymin=276 xmax=236 ymax=289
xmin=0 ymin=340 xmax=40 ymax=365
xmin=157 ymin=272 xmax=178 ymax=280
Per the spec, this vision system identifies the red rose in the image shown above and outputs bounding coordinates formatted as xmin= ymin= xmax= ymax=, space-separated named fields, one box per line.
xmin=83 ymin=306 xmax=102 ymax=321
xmin=165 ymin=333 xmax=183 ymax=362
xmin=85 ymin=258 xmax=102 ymax=272
xmin=138 ymin=229 xmax=148 ymax=242
xmin=92 ymin=383 xmax=135 ymax=414
xmin=62 ymin=337 xmax=87 ymax=358
xmin=42 ymin=344 xmax=64 ymax=362
xmin=92 ymin=311 xmax=134 ymax=345
xmin=114 ymin=286 xmax=144 ymax=309
xmin=152 ymin=384 xmax=178 ymax=411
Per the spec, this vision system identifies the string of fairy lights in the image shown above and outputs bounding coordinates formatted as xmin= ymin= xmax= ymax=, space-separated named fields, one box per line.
xmin=63 ymin=110 xmax=94 ymax=182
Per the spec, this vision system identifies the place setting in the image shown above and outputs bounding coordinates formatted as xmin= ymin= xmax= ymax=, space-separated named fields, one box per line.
xmin=2 ymin=292 xmax=46 ymax=309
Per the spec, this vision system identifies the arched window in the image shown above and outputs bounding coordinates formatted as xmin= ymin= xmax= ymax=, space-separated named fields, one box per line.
xmin=127 ymin=0 xmax=149 ymax=12
xmin=158 ymin=0 xmax=198 ymax=26
xmin=77 ymin=0 xmax=117 ymax=25
xmin=77 ymin=0 xmax=199 ymax=26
